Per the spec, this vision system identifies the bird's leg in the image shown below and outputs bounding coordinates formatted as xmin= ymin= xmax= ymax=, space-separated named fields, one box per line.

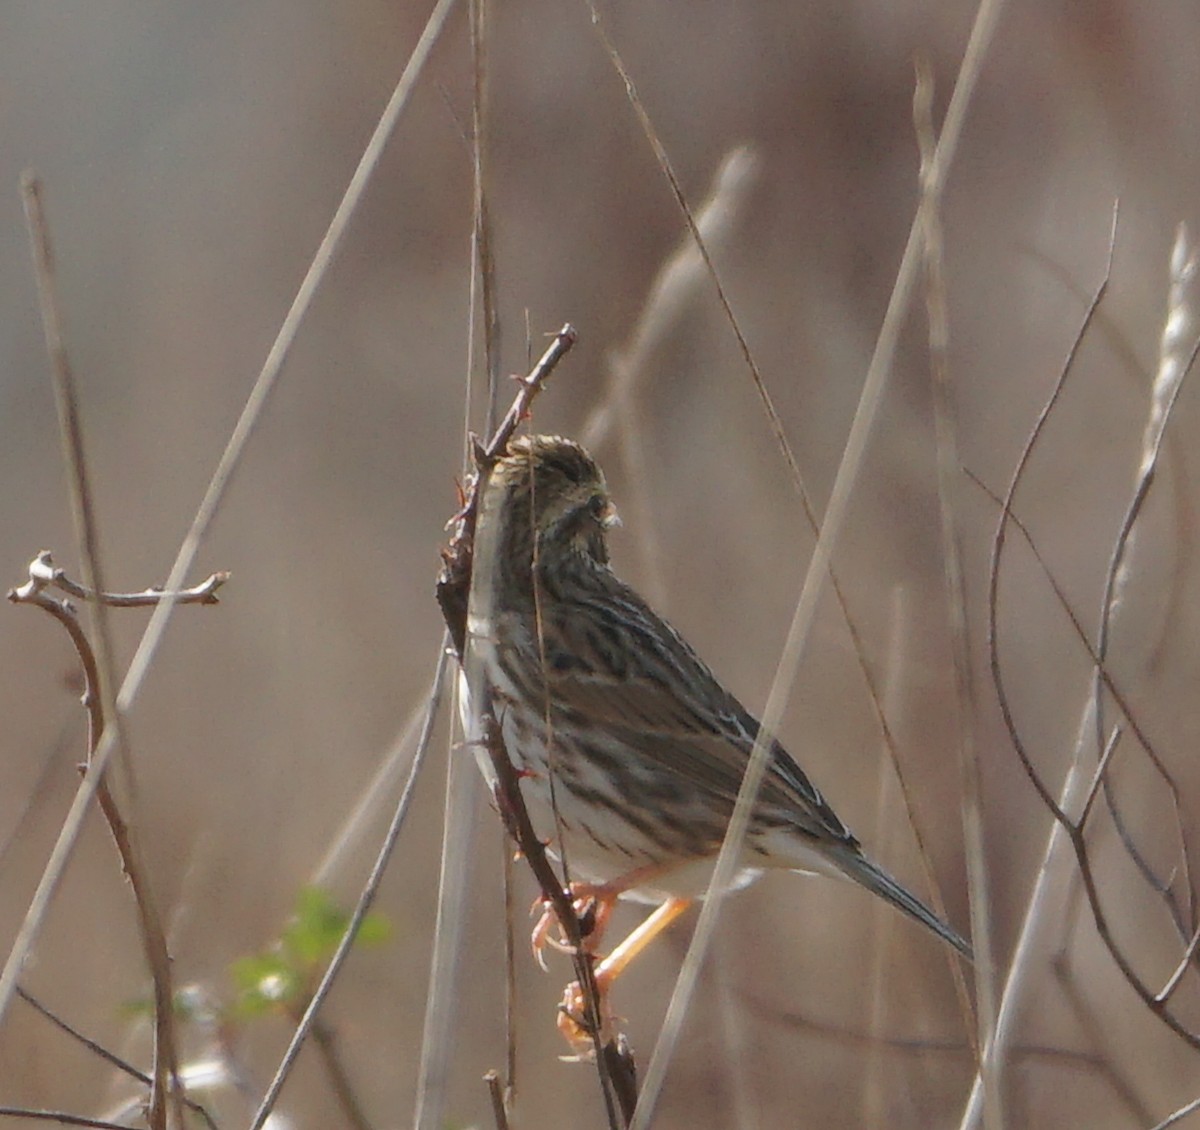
xmin=529 ymin=881 xmax=621 ymax=969
xmin=557 ymin=896 xmax=693 ymax=1056
xmin=529 ymin=862 xmax=671 ymax=967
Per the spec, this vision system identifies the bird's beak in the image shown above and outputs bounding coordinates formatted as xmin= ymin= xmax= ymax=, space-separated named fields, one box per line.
xmin=600 ymin=501 xmax=622 ymax=529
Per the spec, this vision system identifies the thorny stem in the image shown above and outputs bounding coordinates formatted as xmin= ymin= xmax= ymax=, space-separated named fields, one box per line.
xmin=437 ymin=325 xmax=636 ymax=1127
xmin=483 ymin=717 xmax=636 ymax=1127
xmin=437 ymin=323 xmax=578 ymax=657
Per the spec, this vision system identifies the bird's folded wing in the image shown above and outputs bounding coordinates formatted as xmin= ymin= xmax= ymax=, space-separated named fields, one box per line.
xmin=546 ymin=650 xmax=857 ymax=848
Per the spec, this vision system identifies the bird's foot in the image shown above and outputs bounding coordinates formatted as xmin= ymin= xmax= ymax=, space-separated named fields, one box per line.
xmin=556 ymin=964 xmax=619 ymax=1058
xmin=530 ymin=882 xmax=619 ymax=970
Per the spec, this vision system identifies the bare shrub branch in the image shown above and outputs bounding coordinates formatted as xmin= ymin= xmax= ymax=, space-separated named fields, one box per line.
xmin=985 ymin=215 xmax=1200 ymax=1060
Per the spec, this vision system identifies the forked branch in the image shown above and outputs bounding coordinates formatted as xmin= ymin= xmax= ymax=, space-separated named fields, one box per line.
xmin=987 ymin=220 xmax=1200 ymax=1053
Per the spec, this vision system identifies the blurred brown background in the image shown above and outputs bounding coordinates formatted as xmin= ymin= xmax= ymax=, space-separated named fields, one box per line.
xmin=3 ymin=2 xmax=1200 ymax=1127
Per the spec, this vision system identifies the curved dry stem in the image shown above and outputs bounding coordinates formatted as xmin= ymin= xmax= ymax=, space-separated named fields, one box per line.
xmin=1091 ymin=228 xmax=1199 ymax=938
xmin=984 ymin=219 xmax=1200 ymax=1054
xmin=20 ymin=175 xmax=184 ymax=1129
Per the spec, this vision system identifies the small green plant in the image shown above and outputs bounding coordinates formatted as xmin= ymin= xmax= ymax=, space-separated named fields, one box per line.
xmin=231 ymin=886 xmax=390 ymax=1019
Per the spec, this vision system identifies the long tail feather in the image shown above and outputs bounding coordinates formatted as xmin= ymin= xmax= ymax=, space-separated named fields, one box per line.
xmin=832 ymin=847 xmax=972 ymax=960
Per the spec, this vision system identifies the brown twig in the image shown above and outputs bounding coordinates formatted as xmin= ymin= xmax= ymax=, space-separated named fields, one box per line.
xmin=581 ymin=0 xmax=801 ymax=502
xmin=309 ymin=1018 xmax=375 ymax=1130
xmin=7 ymin=578 xmax=183 ymax=1129
xmin=15 ymin=988 xmax=221 ymax=1130
xmin=482 ymin=715 xmax=637 ymax=1127
xmin=436 ymin=322 xmax=578 ymax=658
xmin=18 ymin=987 xmax=150 ymax=1084
xmin=22 ymin=549 xmax=228 ymax=607
xmin=1091 ymin=225 xmax=1199 ymax=940
xmin=20 ymin=175 xmax=185 ymax=1130
xmin=436 ymin=326 xmax=637 ymax=1127
xmin=484 ymin=1069 xmax=511 ymax=1130
xmin=0 ymin=1107 xmax=135 ymax=1129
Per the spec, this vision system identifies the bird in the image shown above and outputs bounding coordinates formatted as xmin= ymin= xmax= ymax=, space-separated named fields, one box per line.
xmin=463 ymin=434 xmax=970 ymax=1044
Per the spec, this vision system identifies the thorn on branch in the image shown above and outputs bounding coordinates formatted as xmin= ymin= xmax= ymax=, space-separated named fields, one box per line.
xmin=436 ymin=323 xmax=577 ymax=659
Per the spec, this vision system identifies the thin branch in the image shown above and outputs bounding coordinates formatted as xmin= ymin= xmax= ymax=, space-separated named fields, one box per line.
xmin=982 ymin=208 xmax=1200 ymax=1051
xmin=0 ymin=1108 xmax=136 ymax=1130
xmin=501 ymin=825 xmax=517 ymax=1116
xmin=248 ymin=642 xmax=451 ymax=1130
xmin=484 ymin=1070 xmax=512 ymax=1130
xmin=470 ymin=0 xmax=501 ymax=437
xmin=986 ymin=209 xmax=1117 ymax=823
xmin=20 ymin=174 xmax=182 ymax=1130
xmin=581 ymin=2 xmax=802 ymax=500
xmin=1092 ymin=224 xmax=1198 ymax=938
xmin=990 ymin=506 xmax=1200 ymax=1049
xmin=18 ymin=987 xmax=150 ymax=1084
xmin=310 ymin=1018 xmax=375 ymax=1130
xmin=862 ymin=586 xmax=907 ymax=1128
xmin=1076 ymin=726 xmax=1122 ymax=832
xmin=436 ymin=323 xmax=578 ymax=657
xmin=17 ymin=988 xmax=220 ymax=1130
xmin=1151 ymin=1095 xmax=1200 ymax=1130
xmin=25 ymin=549 xmax=228 ymax=607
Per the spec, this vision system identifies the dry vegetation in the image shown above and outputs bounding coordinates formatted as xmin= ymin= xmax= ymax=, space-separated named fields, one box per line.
xmin=2 ymin=2 xmax=1200 ymax=1128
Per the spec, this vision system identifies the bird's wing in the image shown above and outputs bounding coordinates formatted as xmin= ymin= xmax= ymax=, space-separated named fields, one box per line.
xmin=542 ymin=578 xmax=859 ymax=849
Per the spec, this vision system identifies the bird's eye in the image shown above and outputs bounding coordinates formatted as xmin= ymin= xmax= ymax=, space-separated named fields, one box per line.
xmin=587 ymin=494 xmax=620 ymax=529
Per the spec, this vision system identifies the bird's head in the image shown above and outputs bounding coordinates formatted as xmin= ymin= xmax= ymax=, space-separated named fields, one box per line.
xmin=489 ymin=434 xmax=620 ymax=564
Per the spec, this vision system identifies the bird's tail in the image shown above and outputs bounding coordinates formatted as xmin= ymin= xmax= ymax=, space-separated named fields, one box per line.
xmin=831 ymin=847 xmax=972 ymax=961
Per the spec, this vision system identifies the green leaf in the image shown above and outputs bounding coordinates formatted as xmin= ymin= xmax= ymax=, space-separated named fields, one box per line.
xmin=230 ymin=952 xmax=300 ymax=1015
xmin=283 ymin=887 xmax=348 ymax=965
